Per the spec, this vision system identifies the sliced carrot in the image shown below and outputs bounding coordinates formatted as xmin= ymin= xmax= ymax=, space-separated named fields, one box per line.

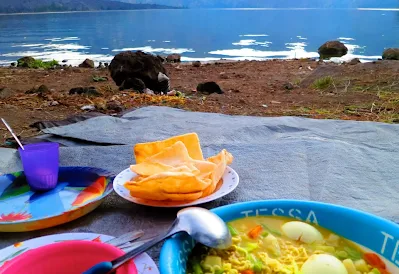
xmin=380 ymin=269 xmax=391 ymax=274
xmin=248 ymin=225 xmax=263 ymax=239
xmin=241 ymin=270 xmax=255 ymax=274
xmin=364 ymin=253 xmax=386 ymax=270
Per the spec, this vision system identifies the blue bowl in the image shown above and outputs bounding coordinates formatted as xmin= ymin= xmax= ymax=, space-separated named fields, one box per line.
xmin=160 ymin=200 xmax=399 ymax=274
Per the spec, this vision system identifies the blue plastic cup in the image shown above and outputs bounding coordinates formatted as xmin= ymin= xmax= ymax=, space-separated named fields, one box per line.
xmin=18 ymin=142 xmax=60 ymax=191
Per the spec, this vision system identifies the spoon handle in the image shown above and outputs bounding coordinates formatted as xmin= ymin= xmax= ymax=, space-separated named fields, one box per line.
xmin=111 ymin=232 xmax=172 ymax=270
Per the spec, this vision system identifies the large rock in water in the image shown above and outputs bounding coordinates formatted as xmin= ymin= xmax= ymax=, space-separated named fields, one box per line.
xmin=382 ymin=48 xmax=399 ymax=60
xmin=318 ymin=41 xmax=348 ymax=59
xmin=109 ymin=51 xmax=169 ymax=94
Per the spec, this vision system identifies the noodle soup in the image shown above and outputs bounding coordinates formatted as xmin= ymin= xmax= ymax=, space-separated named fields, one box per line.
xmin=187 ymin=216 xmax=392 ymax=274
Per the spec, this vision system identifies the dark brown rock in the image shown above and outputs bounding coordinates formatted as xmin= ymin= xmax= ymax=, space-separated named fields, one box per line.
xmin=109 ymin=51 xmax=169 ymax=94
xmin=197 ymin=82 xmax=224 ymax=95
xmin=382 ymin=48 xmax=399 ymax=60
xmin=166 ymin=54 xmax=181 ymax=63
xmin=192 ymin=61 xmax=201 ymax=67
xmin=347 ymin=58 xmax=361 ymax=65
xmin=318 ymin=41 xmax=348 ymax=59
xmin=284 ymin=82 xmax=295 ymax=90
xmin=79 ymin=58 xmax=95 ymax=68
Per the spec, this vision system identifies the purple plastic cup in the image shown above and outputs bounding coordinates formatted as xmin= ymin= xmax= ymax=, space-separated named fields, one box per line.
xmin=18 ymin=142 xmax=60 ymax=191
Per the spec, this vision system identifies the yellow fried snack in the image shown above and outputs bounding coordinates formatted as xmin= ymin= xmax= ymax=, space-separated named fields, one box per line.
xmin=201 ymin=149 xmax=234 ymax=197
xmin=134 ymin=133 xmax=204 ymax=164
xmin=130 ymin=141 xmax=199 ymax=176
xmin=125 ymin=133 xmax=234 ymax=202
xmin=126 ymin=171 xmax=211 ymax=201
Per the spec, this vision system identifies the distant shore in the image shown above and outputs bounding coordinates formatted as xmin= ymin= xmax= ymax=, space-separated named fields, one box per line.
xmin=1 ymin=7 xmax=398 ymax=16
xmin=0 ymin=8 xmax=185 ymax=16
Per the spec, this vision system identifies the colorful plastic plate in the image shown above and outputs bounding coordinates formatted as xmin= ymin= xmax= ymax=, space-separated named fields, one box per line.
xmin=0 ymin=233 xmax=159 ymax=274
xmin=113 ymin=166 xmax=239 ymax=207
xmin=0 ymin=167 xmax=114 ymax=232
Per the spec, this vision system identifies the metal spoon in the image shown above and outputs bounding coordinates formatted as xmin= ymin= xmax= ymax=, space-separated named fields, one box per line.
xmin=83 ymin=207 xmax=232 ymax=274
xmin=1 ymin=118 xmax=24 ymax=150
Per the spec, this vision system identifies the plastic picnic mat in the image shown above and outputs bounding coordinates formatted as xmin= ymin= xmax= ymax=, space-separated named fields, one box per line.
xmin=1 ymin=106 xmax=398 ymax=261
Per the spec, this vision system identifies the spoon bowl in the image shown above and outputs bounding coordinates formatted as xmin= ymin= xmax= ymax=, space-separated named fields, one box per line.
xmin=83 ymin=207 xmax=232 ymax=274
xmin=176 ymin=207 xmax=232 ymax=249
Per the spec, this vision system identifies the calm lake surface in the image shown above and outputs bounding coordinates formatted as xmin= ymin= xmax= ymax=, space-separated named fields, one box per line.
xmin=0 ymin=8 xmax=398 ymax=65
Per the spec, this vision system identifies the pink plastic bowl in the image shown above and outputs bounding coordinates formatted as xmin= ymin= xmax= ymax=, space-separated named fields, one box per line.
xmin=0 ymin=240 xmax=138 ymax=274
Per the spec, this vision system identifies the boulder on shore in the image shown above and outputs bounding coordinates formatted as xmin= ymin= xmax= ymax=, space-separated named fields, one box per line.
xmin=79 ymin=59 xmax=95 ymax=68
xmin=109 ymin=51 xmax=169 ymax=94
xmin=382 ymin=48 xmax=399 ymax=60
xmin=318 ymin=41 xmax=348 ymax=59
xmin=166 ymin=54 xmax=181 ymax=63
xmin=17 ymin=56 xmax=36 ymax=68
xmin=192 ymin=61 xmax=201 ymax=67
xmin=197 ymin=82 xmax=224 ymax=95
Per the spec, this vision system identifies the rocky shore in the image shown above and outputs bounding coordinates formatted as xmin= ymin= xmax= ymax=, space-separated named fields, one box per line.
xmin=0 ymin=43 xmax=398 ymax=146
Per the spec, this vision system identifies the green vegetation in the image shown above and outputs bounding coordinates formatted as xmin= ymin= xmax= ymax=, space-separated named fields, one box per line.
xmin=92 ymin=76 xmax=108 ymax=82
xmin=17 ymin=58 xmax=59 ymax=69
xmin=312 ymin=76 xmax=334 ymax=90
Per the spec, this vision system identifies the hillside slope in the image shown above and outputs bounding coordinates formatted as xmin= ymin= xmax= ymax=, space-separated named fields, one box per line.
xmin=0 ymin=0 xmax=175 ymax=13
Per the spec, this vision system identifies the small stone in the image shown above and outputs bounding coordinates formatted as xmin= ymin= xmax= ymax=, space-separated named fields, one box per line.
xmin=62 ymin=59 xmax=68 ymax=63
xmin=230 ymin=89 xmax=240 ymax=93
xmin=104 ymin=63 xmax=109 ymax=68
xmin=219 ymin=72 xmax=228 ymax=79
xmin=192 ymin=61 xmax=201 ymax=67
xmin=271 ymin=101 xmax=281 ymax=104
xmin=106 ymin=100 xmax=124 ymax=112
xmin=81 ymin=105 xmax=96 ymax=111
xmin=10 ymin=62 xmax=16 ymax=67
xmin=167 ymin=90 xmax=177 ymax=96
xmin=144 ymin=88 xmax=155 ymax=95
xmin=69 ymin=87 xmax=102 ymax=97
xmin=0 ymin=87 xmax=13 ymax=99
xmin=79 ymin=58 xmax=95 ymax=68
xmin=239 ymin=99 xmax=246 ymax=104
xmin=197 ymin=82 xmax=224 ymax=95
xmin=284 ymin=82 xmax=295 ymax=90
xmin=50 ymin=101 xmax=59 ymax=106
xmin=347 ymin=58 xmax=361 ymax=65
xmin=97 ymin=62 xmax=105 ymax=69
xmin=166 ymin=54 xmax=181 ymax=63
xmin=25 ymin=85 xmax=50 ymax=95
xmin=262 ymin=104 xmax=268 ymax=108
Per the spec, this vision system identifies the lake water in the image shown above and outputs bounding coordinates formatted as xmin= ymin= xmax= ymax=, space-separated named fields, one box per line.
xmin=0 ymin=8 xmax=398 ymax=66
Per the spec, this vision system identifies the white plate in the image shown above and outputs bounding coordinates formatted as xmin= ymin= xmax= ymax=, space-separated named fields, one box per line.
xmin=0 ymin=233 xmax=159 ymax=274
xmin=113 ymin=166 xmax=239 ymax=207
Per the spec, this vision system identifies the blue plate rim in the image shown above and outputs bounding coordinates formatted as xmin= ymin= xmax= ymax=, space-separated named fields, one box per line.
xmin=0 ymin=166 xmax=115 ymax=225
